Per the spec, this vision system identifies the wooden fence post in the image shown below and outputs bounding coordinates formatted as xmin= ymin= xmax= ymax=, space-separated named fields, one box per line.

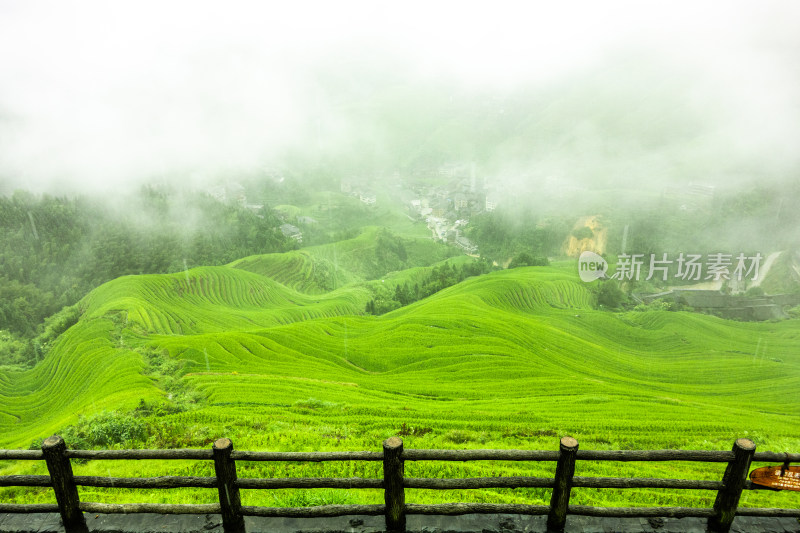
xmin=709 ymin=438 xmax=755 ymax=533
xmin=383 ymin=436 xmax=405 ymax=533
xmin=547 ymin=436 xmax=579 ymax=533
xmin=212 ymin=438 xmax=245 ymax=533
xmin=41 ymin=435 xmax=87 ymax=533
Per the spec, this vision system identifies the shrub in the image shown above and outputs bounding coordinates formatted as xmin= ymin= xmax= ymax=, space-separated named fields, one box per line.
xmin=293 ymin=398 xmax=337 ymax=410
xmin=635 ymin=299 xmax=672 ymax=312
xmin=597 ymin=280 xmax=627 ymax=309
xmin=39 ymin=304 xmax=81 ymax=346
xmin=443 ymin=429 xmax=474 ymax=444
xmin=60 ymin=411 xmax=147 ymax=448
xmin=397 ymin=422 xmax=433 ymax=437
xmin=508 ymin=252 xmax=550 ymax=269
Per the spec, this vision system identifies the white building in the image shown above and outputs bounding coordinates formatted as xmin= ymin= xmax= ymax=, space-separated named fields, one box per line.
xmin=359 ymin=191 xmax=377 ymax=206
xmin=280 ymin=224 xmax=303 ymax=243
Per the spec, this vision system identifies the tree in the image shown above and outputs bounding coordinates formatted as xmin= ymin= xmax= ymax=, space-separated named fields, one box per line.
xmin=597 ymin=280 xmax=627 ymax=309
xmin=508 ymin=252 xmax=549 ymax=269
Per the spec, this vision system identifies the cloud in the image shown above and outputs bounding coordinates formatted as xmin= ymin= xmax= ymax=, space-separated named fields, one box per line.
xmin=0 ymin=0 xmax=798 ymax=193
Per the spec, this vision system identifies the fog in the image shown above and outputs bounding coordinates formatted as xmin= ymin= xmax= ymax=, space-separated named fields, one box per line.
xmin=0 ymin=0 xmax=798 ymax=195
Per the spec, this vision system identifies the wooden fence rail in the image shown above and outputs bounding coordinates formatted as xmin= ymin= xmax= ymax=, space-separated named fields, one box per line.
xmin=0 ymin=436 xmax=797 ymax=533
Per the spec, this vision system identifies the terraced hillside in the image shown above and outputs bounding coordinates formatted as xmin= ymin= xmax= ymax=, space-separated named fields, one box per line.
xmin=229 ymin=226 xmax=459 ymax=292
xmin=1 ymin=244 xmax=798 ymax=511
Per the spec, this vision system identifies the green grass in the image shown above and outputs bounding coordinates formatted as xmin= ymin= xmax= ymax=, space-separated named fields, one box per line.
xmin=0 ymin=247 xmax=798 ymax=511
xmin=230 ymin=226 xmax=457 ymax=292
xmin=276 ymin=188 xmax=432 ymax=242
xmin=303 ymin=189 xmax=433 ymax=240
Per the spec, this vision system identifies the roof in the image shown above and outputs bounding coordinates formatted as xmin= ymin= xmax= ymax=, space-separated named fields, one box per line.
xmin=280 ymin=223 xmax=301 ymax=236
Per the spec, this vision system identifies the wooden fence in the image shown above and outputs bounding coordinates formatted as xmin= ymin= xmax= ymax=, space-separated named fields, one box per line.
xmin=0 ymin=435 xmax=798 ymax=533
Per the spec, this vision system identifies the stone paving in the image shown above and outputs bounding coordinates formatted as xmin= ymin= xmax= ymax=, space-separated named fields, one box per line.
xmin=1 ymin=513 xmax=798 ymax=532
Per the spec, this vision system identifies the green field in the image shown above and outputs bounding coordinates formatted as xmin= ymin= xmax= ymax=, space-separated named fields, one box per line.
xmin=1 ymin=233 xmax=798 ymax=512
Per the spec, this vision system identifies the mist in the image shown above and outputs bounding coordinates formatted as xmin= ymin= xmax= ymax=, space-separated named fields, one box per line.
xmin=0 ymin=1 xmax=799 ymax=197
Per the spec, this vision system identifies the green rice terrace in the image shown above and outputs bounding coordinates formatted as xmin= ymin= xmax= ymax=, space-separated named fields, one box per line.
xmin=0 ymin=229 xmax=798 ymax=513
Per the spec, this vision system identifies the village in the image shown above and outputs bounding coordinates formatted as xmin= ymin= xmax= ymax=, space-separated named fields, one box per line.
xmin=339 ymin=162 xmax=499 ymax=255
xmin=204 ymin=162 xmax=506 ymax=255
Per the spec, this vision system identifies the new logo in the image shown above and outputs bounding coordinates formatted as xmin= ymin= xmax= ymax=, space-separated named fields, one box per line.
xmin=578 ymin=251 xmax=608 ymax=282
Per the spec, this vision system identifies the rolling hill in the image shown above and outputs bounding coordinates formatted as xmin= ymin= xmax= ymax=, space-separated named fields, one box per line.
xmin=0 ymin=239 xmax=798 ymax=510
